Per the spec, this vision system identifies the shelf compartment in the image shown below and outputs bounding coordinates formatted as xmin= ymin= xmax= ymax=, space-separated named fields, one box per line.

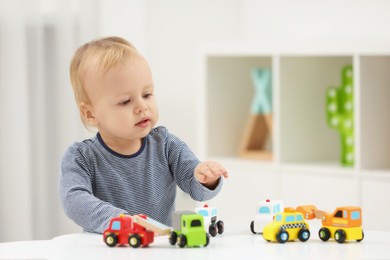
xmin=360 ymin=55 xmax=390 ymax=172
xmin=278 ymin=55 xmax=353 ymax=167
xmin=206 ymin=56 xmax=273 ymax=159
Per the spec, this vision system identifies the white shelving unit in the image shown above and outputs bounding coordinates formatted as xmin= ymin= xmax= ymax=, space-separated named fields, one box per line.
xmin=201 ymin=45 xmax=390 ymax=231
xmin=360 ymin=56 xmax=390 ymax=172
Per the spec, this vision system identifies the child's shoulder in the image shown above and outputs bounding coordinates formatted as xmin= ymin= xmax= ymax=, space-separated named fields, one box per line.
xmin=148 ymin=126 xmax=181 ymax=141
xmin=62 ymin=135 xmax=99 ymax=158
xmin=149 ymin=125 xmax=168 ymax=137
xmin=148 ymin=126 xmax=184 ymax=146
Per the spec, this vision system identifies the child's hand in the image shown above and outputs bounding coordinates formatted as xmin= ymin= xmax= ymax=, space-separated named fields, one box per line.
xmin=194 ymin=161 xmax=228 ymax=189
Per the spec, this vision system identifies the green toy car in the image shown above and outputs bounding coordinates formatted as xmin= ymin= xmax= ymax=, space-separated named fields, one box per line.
xmin=168 ymin=211 xmax=210 ymax=248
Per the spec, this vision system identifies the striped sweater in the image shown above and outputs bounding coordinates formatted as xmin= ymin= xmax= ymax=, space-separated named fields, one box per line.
xmin=59 ymin=126 xmax=222 ymax=233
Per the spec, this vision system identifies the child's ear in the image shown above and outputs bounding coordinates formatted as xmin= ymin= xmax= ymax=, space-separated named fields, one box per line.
xmin=80 ymin=102 xmax=98 ymax=126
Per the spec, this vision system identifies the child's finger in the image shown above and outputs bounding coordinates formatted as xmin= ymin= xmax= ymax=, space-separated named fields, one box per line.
xmin=209 ymin=163 xmax=228 ymax=178
xmin=214 ymin=164 xmax=228 ymax=177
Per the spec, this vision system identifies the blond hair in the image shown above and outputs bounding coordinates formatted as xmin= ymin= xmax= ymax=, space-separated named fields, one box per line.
xmin=69 ymin=36 xmax=142 ymax=127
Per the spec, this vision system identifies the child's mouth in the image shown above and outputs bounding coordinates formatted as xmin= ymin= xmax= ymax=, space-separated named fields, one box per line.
xmin=136 ymin=118 xmax=150 ymax=127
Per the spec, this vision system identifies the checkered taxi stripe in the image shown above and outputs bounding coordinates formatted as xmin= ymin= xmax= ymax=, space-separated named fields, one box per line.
xmin=280 ymin=223 xmax=307 ymax=230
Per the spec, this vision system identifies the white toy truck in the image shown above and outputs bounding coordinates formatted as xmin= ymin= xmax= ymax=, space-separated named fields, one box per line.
xmin=250 ymin=199 xmax=284 ymax=234
xmin=195 ymin=204 xmax=224 ymax=237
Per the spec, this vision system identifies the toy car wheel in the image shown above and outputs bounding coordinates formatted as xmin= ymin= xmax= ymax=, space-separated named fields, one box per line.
xmin=178 ymin=234 xmax=187 ymax=248
xmin=250 ymin=221 xmax=256 ymax=234
xmin=318 ymin=228 xmax=331 ymax=241
xmin=276 ymin=230 xmax=289 ymax=243
xmin=357 ymin=231 xmax=364 ymax=242
xmin=169 ymin=231 xmax=177 ymax=245
xmin=105 ymin=233 xmax=118 ymax=247
xmin=217 ymin=220 xmax=224 ymax=234
xmin=205 ymin=233 xmax=210 ymax=247
xmin=128 ymin=234 xmax=141 ymax=248
xmin=209 ymin=223 xmax=217 ymax=237
xmin=334 ymin=229 xmax=346 ymax=243
xmin=298 ymin=228 xmax=310 ymax=242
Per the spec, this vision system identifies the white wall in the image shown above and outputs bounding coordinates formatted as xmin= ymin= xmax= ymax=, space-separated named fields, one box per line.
xmin=241 ymin=0 xmax=390 ymax=49
xmin=0 ymin=0 xmax=100 ymax=242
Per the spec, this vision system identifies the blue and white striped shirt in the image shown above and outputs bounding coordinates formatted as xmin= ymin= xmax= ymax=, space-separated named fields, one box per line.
xmin=59 ymin=126 xmax=222 ymax=233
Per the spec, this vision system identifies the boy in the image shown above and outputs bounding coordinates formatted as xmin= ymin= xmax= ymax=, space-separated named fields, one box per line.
xmin=59 ymin=36 xmax=228 ymax=233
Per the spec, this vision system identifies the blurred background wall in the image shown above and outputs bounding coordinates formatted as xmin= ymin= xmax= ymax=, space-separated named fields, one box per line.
xmin=0 ymin=0 xmax=389 ymax=242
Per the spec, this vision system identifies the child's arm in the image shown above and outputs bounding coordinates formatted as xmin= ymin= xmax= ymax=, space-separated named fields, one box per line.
xmin=164 ymin=129 xmax=228 ymax=201
xmin=59 ymin=146 xmax=127 ymax=234
xmin=194 ymin=161 xmax=229 ymax=190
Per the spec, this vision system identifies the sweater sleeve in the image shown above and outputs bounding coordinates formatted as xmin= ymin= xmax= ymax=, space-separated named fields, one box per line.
xmin=165 ymin=132 xmax=223 ymax=201
xmin=59 ymin=144 xmax=127 ymax=233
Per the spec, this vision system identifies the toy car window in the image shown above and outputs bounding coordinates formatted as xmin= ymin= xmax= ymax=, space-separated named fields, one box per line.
xmin=296 ymin=214 xmax=303 ymax=221
xmin=198 ymin=210 xmax=208 ymax=217
xmin=191 ymin=220 xmax=202 ymax=227
xmin=334 ymin=210 xmax=343 ymax=218
xmin=112 ymin=221 xmax=121 ymax=230
xmin=351 ymin=211 xmax=360 ymax=220
xmin=212 ymin=209 xmax=217 ymax=216
xmin=259 ymin=207 xmax=271 ymax=214
xmin=274 ymin=205 xmax=281 ymax=213
xmin=275 ymin=214 xmax=282 ymax=221
xmin=285 ymin=215 xmax=295 ymax=222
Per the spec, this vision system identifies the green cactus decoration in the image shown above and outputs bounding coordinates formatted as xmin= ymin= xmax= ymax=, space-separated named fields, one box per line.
xmin=326 ymin=65 xmax=354 ymax=166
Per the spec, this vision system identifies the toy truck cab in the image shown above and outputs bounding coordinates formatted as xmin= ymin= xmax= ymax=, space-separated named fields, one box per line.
xmin=263 ymin=212 xmax=310 ymax=243
xmin=103 ymin=214 xmax=154 ymax=248
xmin=319 ymin=206 xmax=364 ymax=243
xmin=250 ymin=199 xmax=283 ymax=234
xmin=195 ymin=204 xmax=224 ymax=237
xmin=169 ymin=211 xmax=209 ymax=248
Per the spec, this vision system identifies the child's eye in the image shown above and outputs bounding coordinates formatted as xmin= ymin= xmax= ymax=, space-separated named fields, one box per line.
xmin=143 ymin=93 xmax=153 ymax=99
xmin=120 ymin=99 xmax=130 ymax=105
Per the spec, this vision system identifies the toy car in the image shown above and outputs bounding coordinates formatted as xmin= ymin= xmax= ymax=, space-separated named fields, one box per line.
xmin=250 ymin=199 xmax=283 ymax=234
xmin=168 ymin=211 xmax=210 ymax=248
xmin=103 ymin=214 xmax=154 ymax=248
xmin=262 ymin=211 xmax=310 ymax=243
xmin=195 ymin=204 xmax=224 ymax=237
xmin=286 ymin=205 xmax=365 ymax=243
xmin=318 ymin=206 xmax=364 ymax=243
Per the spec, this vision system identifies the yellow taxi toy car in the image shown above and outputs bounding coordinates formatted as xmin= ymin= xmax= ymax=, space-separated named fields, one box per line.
xmin=262 ymin=212 xmax=310 ymax=243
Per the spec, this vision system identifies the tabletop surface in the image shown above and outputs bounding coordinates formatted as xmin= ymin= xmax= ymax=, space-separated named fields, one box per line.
xmin=0 ymin=223 xmax=389 ymax=260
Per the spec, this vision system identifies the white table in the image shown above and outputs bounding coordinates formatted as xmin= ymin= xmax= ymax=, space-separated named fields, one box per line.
xmin=0 ymin=223 xmax=389 ymax=259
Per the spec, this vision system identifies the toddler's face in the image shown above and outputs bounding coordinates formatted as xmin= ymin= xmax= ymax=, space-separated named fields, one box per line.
xmin=84 ymin=56 xmax=159 ymax=143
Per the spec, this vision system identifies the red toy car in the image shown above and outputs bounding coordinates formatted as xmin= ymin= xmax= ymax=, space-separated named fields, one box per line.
xmin=103 ymin=214 xmax=154 ymax=248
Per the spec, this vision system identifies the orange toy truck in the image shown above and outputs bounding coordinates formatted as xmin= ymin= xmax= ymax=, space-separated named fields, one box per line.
xmin=318 ymin=206 xmax=364 ymax=243
xmin=287 ymin=205 xmax=364 ymax=243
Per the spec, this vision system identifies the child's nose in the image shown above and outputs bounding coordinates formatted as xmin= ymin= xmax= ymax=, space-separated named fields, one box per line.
xmin=135 ymin=99 xmax=147 ymax=113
